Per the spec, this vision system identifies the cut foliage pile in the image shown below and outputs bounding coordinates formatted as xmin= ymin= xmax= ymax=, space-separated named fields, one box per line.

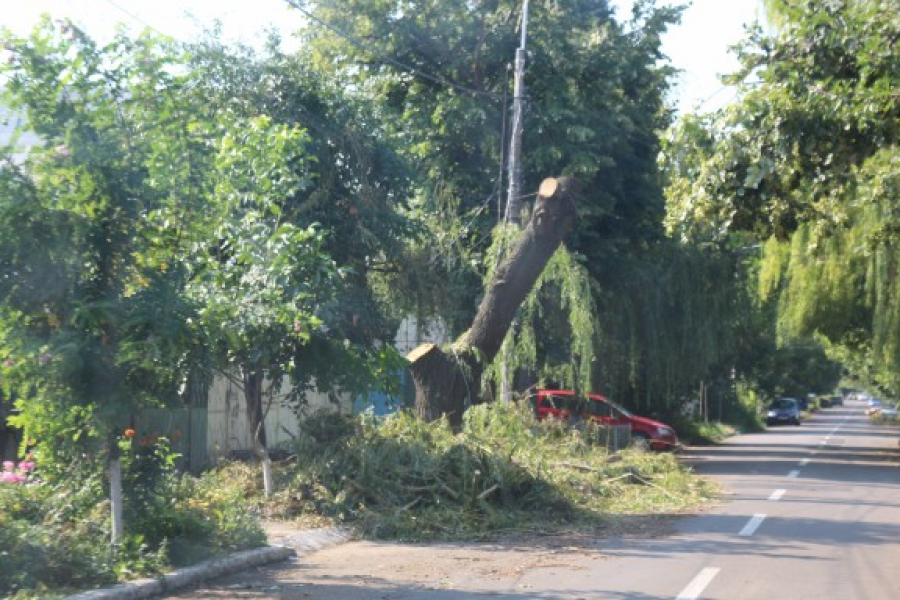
xmin=233 ymin=402 xmax=716 ymax=540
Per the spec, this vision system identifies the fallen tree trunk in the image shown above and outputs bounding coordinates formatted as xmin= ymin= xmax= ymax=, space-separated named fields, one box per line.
xmin=408 ymin=176 xmax=579 ymax=429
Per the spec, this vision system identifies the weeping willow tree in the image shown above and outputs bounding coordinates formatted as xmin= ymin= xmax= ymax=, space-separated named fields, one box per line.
xmin=757 ymin=148 xmax=900 ymax=390
xmin=478 ymin=233 xmax=747 ymax=417
xmin=481 ymin=242 xmax=597 ymax=397
xmin=406 ymin=177 xmax=579 ymax=428
xmin=663 ymin=0 xmax=900 ymax=394
xmin=296 ymin=0 xmax=684 ymax=419
xmin=595 ymin=245 xmax=749 ymax=413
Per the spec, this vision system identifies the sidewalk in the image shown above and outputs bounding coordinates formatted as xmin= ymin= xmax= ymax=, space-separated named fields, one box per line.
xmin=64 ymin=525 xmax=351 ymax=600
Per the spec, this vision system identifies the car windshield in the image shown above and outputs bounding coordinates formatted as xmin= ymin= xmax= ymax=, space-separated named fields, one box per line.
xmin=771 ymin=398 xmax=796 ymax=409
xmin=597 ymin=396 xmax=632 ymax=417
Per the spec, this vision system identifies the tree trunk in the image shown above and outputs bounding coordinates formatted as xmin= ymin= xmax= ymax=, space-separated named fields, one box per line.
xmin=109 ymin=456 xmax=124 ymax=545
xmin=243 ymin=367 xmax=274 ymax=497
xmin=408 ymin=176 xmax=579 ymax=429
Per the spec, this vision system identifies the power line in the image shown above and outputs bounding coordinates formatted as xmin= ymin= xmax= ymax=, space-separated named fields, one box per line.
xmin=285 ymin=0 xmax=503 ymax=101
xmin=100 ymin=0 xmax=177 ymax=40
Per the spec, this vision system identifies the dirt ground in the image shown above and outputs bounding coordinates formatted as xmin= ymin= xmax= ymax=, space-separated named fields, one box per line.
xmin=166 ymin=516 xmax=682 ymax=599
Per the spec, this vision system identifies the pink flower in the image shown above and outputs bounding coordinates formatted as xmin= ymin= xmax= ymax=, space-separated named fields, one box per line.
xmin=0 ymin=460 xmax=36 ymax=484
xmin=0 ymin=466 xmax=24 ymax=483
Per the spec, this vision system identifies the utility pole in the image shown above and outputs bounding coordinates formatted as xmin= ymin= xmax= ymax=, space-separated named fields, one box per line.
xmin=500 ymin=0 xmax=530 ymax=403
xmin=504 ymin=0 xmax=529 ymax=226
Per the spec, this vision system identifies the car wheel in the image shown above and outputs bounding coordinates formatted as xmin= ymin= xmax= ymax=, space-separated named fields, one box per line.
xmin=793 ymin=417 xmax=801 ymax=426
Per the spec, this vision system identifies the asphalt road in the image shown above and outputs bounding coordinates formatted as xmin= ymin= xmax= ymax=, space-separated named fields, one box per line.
xmin=168 ymin=398 xmax=900 ymax=599
xmin=551 ymin=397 xmax=900 ymax=600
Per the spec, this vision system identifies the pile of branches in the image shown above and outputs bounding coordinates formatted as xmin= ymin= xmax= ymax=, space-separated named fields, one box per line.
xmin=239 ymin=402 xmax=713 ymax=540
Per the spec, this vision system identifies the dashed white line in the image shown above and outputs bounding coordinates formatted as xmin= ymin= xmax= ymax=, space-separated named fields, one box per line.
xmin=676 ymin=418 xmax=844 ymax=600
xmin=676 ymin=567 xmax=721 ymax=600
xmin=739 ymin=514 xmax=767 ymax=537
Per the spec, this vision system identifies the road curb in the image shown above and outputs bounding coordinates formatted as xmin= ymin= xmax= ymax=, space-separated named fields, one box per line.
xmin=62 ymin=526 xmax=351 ymax=599
xmin=64 ymin=545 xmax=296 ymax=600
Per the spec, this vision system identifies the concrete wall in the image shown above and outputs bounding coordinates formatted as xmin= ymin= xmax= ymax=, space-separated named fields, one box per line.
xmin=205 ymin=375 xmax=352 ymax=465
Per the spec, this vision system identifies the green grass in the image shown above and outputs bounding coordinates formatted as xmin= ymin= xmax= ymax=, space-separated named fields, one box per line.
xmin=670 ymin=419 xmax=744 ymax=446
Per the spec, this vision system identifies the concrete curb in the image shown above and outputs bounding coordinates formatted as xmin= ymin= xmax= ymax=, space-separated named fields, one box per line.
xmin=64 ymin=546 xmax=295 ymax=600
xmin=64 ymin=527 xmax=351 ymax=599
xmin=272 ymin=526 xmax=351 ymax=553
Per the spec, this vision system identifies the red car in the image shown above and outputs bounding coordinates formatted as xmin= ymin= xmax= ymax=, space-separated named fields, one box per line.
xmin=533 ymin=389 xmax=681 ymax=451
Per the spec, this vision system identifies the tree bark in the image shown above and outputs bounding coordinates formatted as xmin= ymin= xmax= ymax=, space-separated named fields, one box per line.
xmin=243 ymin=367 xmax=274 ymax=497
xmin=408 ymin=176 xmax=579 ymax=429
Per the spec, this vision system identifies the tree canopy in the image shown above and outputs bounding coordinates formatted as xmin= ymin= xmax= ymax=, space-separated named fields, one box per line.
xmin=1 ymin=0 xmax=865 ymax=463
xmin=663 ymin=0 xmax=900 ymax=392
xmin=0 ymin=19 xmax=406 ymax=473
xmin=293 ymin=0 xmax=682 ymax=317
xmin=290 ymin=0 xmax=747 ymax=414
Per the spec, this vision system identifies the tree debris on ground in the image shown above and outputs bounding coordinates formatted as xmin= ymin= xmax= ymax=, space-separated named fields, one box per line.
xmin=223 ymin=402 xmax=717 ymax=541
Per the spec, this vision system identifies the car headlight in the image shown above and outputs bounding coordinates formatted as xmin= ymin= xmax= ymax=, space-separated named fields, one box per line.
xmin=767 ymin=410 xmax=777 ymax=417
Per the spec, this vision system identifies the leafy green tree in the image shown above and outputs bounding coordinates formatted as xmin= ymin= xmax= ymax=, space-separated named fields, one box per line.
xmin=745 ymin=334 xmax=842 ymax=401
xmin=185 ymin=37 xmax=413 ymax=407
xmin=186 ymin=114 xmax=343 ymax=494
xmin=295 ymin=0 xmax=680 ymax=292
xmin=294 ymin=0 xmax=692 ymax=415
xmin=0 ymin=19 xmax=223 ymax=545
xmin=664 ymin=0 xmax=900 ymax=392
xmin=0 ymin=18 xmax=387 ymax=515
xmin=0 ymin=20 xmax=203 ymax=473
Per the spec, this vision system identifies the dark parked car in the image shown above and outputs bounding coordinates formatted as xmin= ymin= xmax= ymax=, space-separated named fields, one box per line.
xmin=766 ymin=397 xmax=801 ymax=426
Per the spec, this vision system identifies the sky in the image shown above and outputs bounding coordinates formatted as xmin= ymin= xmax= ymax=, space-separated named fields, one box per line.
xmin=636 ymin=0 xmax=766 ymax=113
xmin=0 ymin=0 xmax=308 ymax=48
xmin=1 ymin=0 xmax=765 ymax=114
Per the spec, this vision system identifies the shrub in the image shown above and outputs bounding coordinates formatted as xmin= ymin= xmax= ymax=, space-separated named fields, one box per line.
xmin=0 ymin=434 xmax=265 ymax=597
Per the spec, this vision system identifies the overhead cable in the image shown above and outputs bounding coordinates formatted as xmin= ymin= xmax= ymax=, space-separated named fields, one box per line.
xmin=286 ymin=0 xmax=503 ymax=101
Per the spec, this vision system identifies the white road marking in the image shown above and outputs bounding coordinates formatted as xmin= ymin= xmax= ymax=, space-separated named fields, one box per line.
xmin=769 ymin=489 xmax=786 ymax=501
xmin=799 ymin=458 xmax=810 ymax=466
xmin=788 ymin=470 xmax=800 ymax=478
xmin=676 ymin=567 xmax=721 ymax=600
xmin=739 ymin=514 xmax=766 ymax=537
